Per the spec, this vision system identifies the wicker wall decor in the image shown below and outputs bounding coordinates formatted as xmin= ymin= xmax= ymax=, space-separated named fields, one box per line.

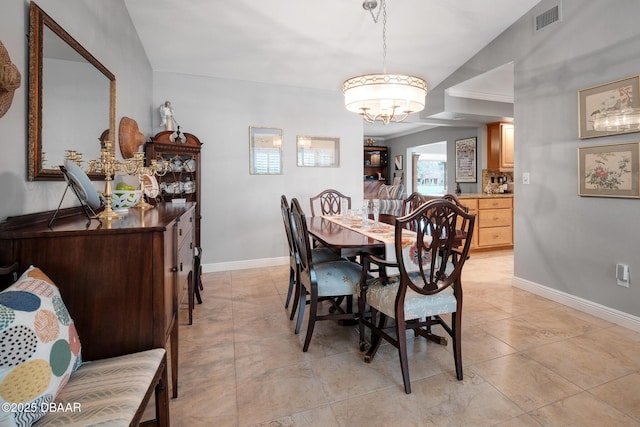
xmin=0 ymin=41 xmax=21 ymax=119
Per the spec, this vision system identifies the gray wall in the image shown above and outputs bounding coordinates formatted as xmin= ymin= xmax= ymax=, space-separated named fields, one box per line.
xmin=0 ymin=0 xmax=152 ymax=219
xmin=152 ymin=72 xmax=364 ymax=269
xmin=392 ymin=0 xmax=640 ymax=320
xmin=514 ymin=0 xmax=640 ymax=318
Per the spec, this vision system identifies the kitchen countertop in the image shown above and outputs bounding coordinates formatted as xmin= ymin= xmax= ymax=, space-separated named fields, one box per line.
xmin=454 ymin=193 xmax=513 ymax=199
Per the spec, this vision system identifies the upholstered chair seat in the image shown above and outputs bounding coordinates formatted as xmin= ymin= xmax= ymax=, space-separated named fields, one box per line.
xmin=362 ymin=267 xmax=456 ymax=320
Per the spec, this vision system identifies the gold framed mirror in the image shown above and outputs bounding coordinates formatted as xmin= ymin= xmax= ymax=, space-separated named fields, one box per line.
xmin=28 ymin=2 xmax=115 ymax=181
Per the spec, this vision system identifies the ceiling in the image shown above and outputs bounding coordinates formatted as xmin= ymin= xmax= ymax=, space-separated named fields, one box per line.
xmin=123 ymin=0 xmax=538 ymax=138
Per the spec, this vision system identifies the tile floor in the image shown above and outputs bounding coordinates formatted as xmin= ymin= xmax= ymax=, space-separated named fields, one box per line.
xmin=170 ymin=250 xmax=640 ymax=426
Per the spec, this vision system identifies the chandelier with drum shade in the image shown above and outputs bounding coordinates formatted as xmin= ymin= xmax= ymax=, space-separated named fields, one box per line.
xmin=343 ymin=0 xmax=427 ymax=125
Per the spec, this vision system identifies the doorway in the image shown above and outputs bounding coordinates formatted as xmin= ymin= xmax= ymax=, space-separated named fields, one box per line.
xmin=408 ymin=141 xmax=447 ymax=195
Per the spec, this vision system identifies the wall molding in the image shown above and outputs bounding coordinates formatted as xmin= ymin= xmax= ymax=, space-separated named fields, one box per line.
xmin=203 ymin=256 xmax=288 ymax=273
xmin=513 ymin=276 xmax=640 ymax=333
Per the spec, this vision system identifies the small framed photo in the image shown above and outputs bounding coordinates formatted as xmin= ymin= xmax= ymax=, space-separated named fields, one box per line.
xmin=455 ymin=137 xmax=477 ymax=183
xmin=297 ymin=136 xmax=340 ymax=167
xmin=578 ymin=75 xmax=640 ymax=139
xmin=578 ymin=142 xmax=640 ymax=198
xmin=249 ymin=126 xmax=283 ymax=175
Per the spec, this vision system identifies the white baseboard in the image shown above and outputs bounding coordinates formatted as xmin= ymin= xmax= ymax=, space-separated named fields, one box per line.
xmin=512 ymin=276 xmax=640 ymax=333
xmin=202 ymin=256 xmax=289 ymax=273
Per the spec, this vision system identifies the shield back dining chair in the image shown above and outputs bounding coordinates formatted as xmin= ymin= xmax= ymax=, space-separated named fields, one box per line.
xmin=309 ymin=189 xmax=351 ymax=217
xmin=280 ymin=195 xmax=342 ymax=320
xmin=401 ymin=191 xmax=428 ymax=216
xmin=357 ymin=198 xmax=476 ymax=393
xmin=289 ymin=197 xmax=362 ymax=351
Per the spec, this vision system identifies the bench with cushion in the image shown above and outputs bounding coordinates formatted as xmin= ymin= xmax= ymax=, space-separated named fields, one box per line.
xmin=0 ymin=266 xmax=169 ymax=427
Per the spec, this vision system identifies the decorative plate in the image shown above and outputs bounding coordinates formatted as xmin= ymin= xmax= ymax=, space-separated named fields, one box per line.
xmin=141 ymin=174 xmax=159 ymax=198
xmin=63 ymin=160 xmax=101 ymax=209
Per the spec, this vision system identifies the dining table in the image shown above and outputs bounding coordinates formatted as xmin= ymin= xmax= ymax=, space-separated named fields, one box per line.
xmin=308 ymin=213 xmax=467 ymax=274
xmin=306 ymin=216 xmax=386 ymax=258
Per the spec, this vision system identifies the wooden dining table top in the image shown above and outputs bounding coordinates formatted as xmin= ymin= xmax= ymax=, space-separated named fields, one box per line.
xmin=307 ymin=216 xmax=385 ymax=258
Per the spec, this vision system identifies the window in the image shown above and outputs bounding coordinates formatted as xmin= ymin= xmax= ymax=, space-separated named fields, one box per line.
xmin=411 ymin=141 xmax=447 ymax=195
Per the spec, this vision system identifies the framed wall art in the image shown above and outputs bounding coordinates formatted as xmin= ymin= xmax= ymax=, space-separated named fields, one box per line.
xmin=577 ymin=142 xmax=639 ymax=198
xmin=578 ymin=75 xmax=640 ymax=139
xmin=394 ymin=155 xmax=403 ymax=170
xmin=249 ymin=126 xmax=283 ymax=175
xmin=296 ymin=135 xmax=340 ymax=167
xmin=455 ymin=137 xmax=477 ymax=183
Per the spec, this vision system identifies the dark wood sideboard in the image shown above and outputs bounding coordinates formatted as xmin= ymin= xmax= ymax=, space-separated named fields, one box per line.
xmin=0 ymin=202 xmax=196 ymax=399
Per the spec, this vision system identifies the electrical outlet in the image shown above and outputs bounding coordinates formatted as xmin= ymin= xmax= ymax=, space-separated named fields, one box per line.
xmin=522 ymin=172 xmax=530 ymax=185
xmin=616 ymin=263 xmax=630 ymax=287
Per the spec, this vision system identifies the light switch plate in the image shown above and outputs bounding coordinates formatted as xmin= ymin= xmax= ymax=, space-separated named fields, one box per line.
xmin=522 ymin=172 xmax=530 ymax=185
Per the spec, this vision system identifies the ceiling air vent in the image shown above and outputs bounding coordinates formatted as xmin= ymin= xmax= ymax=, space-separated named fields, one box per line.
xmin=534 ymin=4 xmax=561 ymax=32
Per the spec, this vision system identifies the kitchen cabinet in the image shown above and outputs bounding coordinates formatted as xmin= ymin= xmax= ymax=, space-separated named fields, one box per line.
xmin=458 ymin=196 xmax=513 ymax=250
xmin=487 ymin=122 xmax=514 ymax=171
xmin=461 ymin=198 xmax=478 ymax=249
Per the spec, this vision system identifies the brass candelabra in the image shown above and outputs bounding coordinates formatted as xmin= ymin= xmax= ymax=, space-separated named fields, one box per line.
xmin=66 ymin=142 xmax=169 ymax=220
xmin=85 ymin=141 xmax=123 ymax=220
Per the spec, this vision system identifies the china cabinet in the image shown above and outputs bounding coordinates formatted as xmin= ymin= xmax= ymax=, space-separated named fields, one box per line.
xmin=146 ymin=131 xmax=202 ymax=246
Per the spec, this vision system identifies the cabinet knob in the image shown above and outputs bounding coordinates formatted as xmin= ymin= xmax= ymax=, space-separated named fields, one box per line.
xmin=171 ymin=266 xmax=178 ymax=273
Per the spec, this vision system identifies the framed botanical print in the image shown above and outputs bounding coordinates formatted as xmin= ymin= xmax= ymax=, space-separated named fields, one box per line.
xmin=578 ymin=75 xmax=640 ymax=139
xmin=578 ymin=142 xmax=640 ymax=198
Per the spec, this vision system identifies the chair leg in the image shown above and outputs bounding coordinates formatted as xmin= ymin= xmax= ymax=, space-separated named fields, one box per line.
xmin=358 ymin=297 xmax=367 ymax=352
xmin=155 ymin=354 xmax=170 ymax=427
xmin=194 ymin=264 xmax=203 ymax=305
xmin=396 ymin=318 xmax=412 ymax=394
xmin=187 ymin=271 xmax=194 ymax=325
xmin=295 ymin=287 xmax=306 ymax=334
xmin=284 ymin=266 xmax=295 ymax=309
xmin=194 ymin=249 xmax=203 ymax=305
xmin=302 ymin=293 xmax=318 ymax=352
xmin=452 ymin=310 xmax=463 ymax=380
xmin=364 ymin=310 xmax=386 ymax=362
xmin=346 ymin=295 xmax=353 ymax=313
xmin=290 ymin=268 xmax=301 ymax=321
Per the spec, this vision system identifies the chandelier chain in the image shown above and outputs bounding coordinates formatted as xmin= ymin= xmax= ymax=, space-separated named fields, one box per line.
xmin=382 ymin=0 xmax=387 ymax=73
xmin=344 ymin=0 xmax=427 ymax=125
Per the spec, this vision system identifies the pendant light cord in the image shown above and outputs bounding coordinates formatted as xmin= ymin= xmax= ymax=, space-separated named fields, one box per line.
xmin=382 ymin=0 xmax=387 ymax=73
